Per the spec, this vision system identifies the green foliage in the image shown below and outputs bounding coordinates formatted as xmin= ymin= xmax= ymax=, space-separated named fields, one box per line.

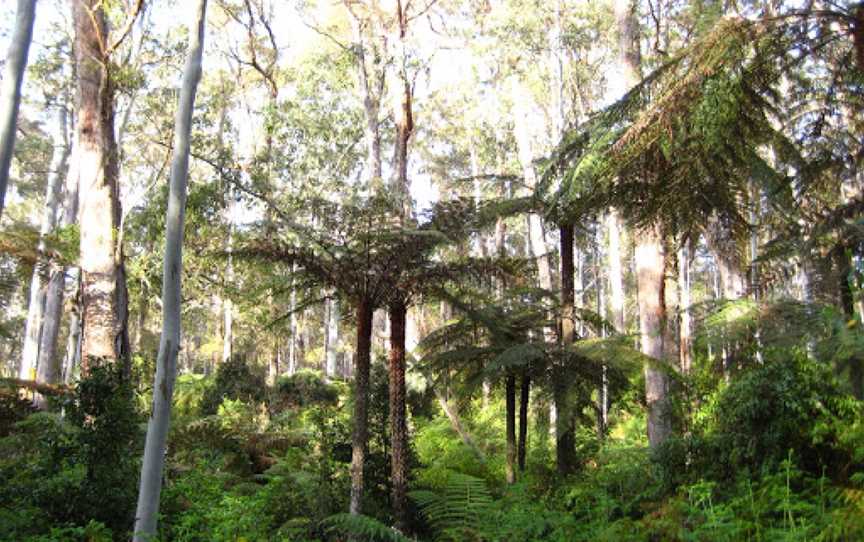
xmin=323 ymin=514 xmax=411 ymax=542
xmin=411 ymin=472 xmax=494 ymax=541
xmin=200 ymin=355 xmax=266 ymax=415
xmin=0 ymin=363 xmax=140 ymax=540
xmin=269 ymin=370 xmax=339 ymax=414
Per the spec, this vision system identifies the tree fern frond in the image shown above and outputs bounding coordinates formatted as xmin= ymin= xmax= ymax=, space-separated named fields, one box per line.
xmin=323 ymin=513 xmax=412 ymax=542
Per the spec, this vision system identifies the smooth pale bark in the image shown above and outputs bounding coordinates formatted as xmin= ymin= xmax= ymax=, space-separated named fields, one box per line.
xmin=635 ymin=224 xmax=673 ymax=449
xmin=678 ymin=242 xmax=693 ymax=374
xmin=33 ymin=111 xmax=74 ymax=403
xmin=325 ymin=297 xmax=339 ymax=378
xmin=222 ymin=200 xmax=235 ymax=363
xmin=505 ymin=374 xmax=517 ymax=484
xmin=388 ymin=300 xmax=408 ymax=530
xmin=517 ymin=375 xmax=530 ymax=471
xmin=556 ymin=223 xmax=577 ymax=474
xmin=20 ymin=108 xmax=69 ymax=385
xmin=62 ymin=269 xmax=82 ymax=383
xmin=73 ymin=0 xmax=129 ymax=371
xmin=595 ymin=228 xmax=609 ymax=436
xmin=288 ymin=262 xmax=298 ymax=373
xmin=705 ymin=214 xmax=746 ymax=299
xmin=0 ymin=0 xmax=37 ymax=218
xmin=134 ymin=3 xmax=207 ymax=538
xmin=350 ymin=298 xmax=374 ymax=515
xmin=346 ymin=5 xmax=384 ymax=184
xmin=607 ymin=210 xmax=626 ymax=332
xmin=512 ymin=80 xmax=553 ymax=295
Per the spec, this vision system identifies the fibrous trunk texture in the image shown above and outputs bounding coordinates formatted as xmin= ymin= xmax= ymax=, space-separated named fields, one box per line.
xmin=556 ymin=223 xmax=577 ymax=474
xmin=134 ymin=2 xmax=207 ymax=538
xmin=517 ymin=375 xmax=530 ymax=471
xmin=72 ymin=0 xmax=129 ymax=372
xmin=505 ymin=374 xmax=517 ymax=484
xmin=388 ymin=300 xmax=408 ymax=530
xmin=350 ymin=298 xmax=374 ymax=515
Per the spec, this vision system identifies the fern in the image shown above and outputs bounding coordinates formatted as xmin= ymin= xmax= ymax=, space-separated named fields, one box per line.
xmin=410 ymin=472 xmax=495 ymax=541
xmin=322 ymin=513 xmax=412 ymax=542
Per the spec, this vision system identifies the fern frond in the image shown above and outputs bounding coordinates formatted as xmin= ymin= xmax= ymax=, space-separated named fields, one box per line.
xmin=322 ymin=513 xmax=411 ymax=542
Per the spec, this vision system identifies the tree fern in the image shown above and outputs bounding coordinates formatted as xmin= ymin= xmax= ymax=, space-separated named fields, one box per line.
xmin=322 ymin=513 xmax=412 ymax=542
xmin=410 ymin=472 xmax=495 ymax=541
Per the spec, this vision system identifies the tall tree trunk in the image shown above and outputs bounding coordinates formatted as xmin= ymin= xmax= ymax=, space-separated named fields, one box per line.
xmin=512 ymin=80 xmax=553 ymax=296
xmin=635 ymin=223 xmax=672 ymax=449
xmin=0 ymin=0 xmax=37 ymax=218
xmin=20 ymin=107 xmax=69 ymax=386
xmin=350 ymin=297 xmax=374 ymax=515
xmin=678 ymin=242 xmax=693 ymax=374
xmin=390 ymin=0 xmax=413 ymax=215
xmin=388 ymin=299 xmax=408 ymax=530
xmin=607 ymin=209 xmax=626 ymax=332
xmin=134 ymin=3 xmax=207 ymax=538
xmin=517 ymin=375 xmax=530 ymax=471
xmin=505 ymin=374 xmax=517 ymax=484
xmin=32 ymin=108 xmax=73 ymax=404
xmin=556 ymin=223 xmax=577 ymax=474
xmin=63 ymin=269 xmax=82 ymax=383
xmin=345 ymin=4 xmax=384 ymax=185
xmin=222 ymin=194 xmax=235 ymax=364
xmin=73 ymin=0 xmax=128 ymax=372
xmin=325 ymin=297 xmax=339 ymax=379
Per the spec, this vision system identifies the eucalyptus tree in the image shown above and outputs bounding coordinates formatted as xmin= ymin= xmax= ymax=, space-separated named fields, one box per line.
xmin=0 ymin=0 xmax=37 ymax=219
xmin=134 ymin=1 xmax=208 ymax=538
xmin=71 ymin=0 xmax=144 ymax=372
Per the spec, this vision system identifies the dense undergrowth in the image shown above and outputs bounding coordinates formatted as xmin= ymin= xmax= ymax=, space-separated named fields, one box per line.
xmin=1 ymin=353 xmax=863 ymax=541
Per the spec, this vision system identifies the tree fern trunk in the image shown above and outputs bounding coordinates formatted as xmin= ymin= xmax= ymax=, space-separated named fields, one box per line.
xmin=517 ymin=375 xmax=530 ymax=471
xmin=556 ymin=222 xmax=577 ymax=474
xmin=350 ymin=297 xmax=374 ymax=515
xmin=505 ymin=374 xmax=517 ymax=484
xmin=389 ymin=299 xmax=408 ymax=530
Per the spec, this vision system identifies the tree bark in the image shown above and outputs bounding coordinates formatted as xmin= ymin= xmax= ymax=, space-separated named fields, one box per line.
xmin=72 ymin=0 xmax=129 ymax=372
xmin=350 ymin=297 xmax=374 ymax=515
xmin=517 ymin=375 xmax=530 ymax=472
xmin=607 ymin=209 xmax=626 ymax=332
xmin=678 ymin=242 xmax=693 ymax=374
xmin=388 ymin=299 xmax=408 ymax=530
xmin=345 ymin=4 xmax=384 ymax=185
xmin=20 ymin=107 xmax=69 ymax=387
xmin=134 ymin=3 xmax=207 ymax=537
xmin=325 ymin=297 xmax=339 ymax=379
xmin=512 ymin=79 xmax=553 ymax=295
xmin=505 ymin=373 xmax=517 ymax=484
xmin=635 ymin=223 xmax=673 ymax=449
xmin=555 ymin=223 xmax=577 ymax=474
xmin=32 ymin=108 xmax=73 ymax=404
xmin=62 ymin=269 xmax=82 ymax=383
xmin=0 ymin=0 xmax=37 ymax=218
